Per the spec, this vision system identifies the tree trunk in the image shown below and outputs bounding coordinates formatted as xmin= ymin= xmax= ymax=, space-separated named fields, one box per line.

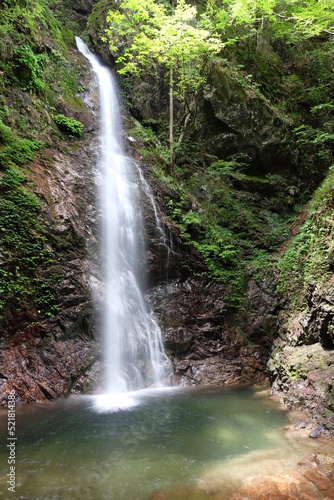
xmin=169 ymin=65 xmax=174 ymax=175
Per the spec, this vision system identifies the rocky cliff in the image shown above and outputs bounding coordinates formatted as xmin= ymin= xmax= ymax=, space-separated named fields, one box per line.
xmin=0 ymin=0 xmax=106 ymax=402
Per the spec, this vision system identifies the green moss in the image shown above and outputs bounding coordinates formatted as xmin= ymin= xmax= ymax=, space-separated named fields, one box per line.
xmin=0 ymin=120 xmax=43 ymax=169
xmin=0 ymin=119 xmax=13 ymax=144
xmin=277 ymin=166 xmax=334 ymax=305
xmin=0 ymin=168 xmax=60 ymax=317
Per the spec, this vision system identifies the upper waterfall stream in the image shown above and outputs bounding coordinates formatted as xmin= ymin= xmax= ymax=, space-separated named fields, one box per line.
xmin=75 ymin=38 xmax=173 ymax=399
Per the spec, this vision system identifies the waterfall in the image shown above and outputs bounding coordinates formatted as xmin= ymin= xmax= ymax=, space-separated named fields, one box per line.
xmin=75 ymin=38 xmax=173 ymax=397
xmin=135 ymin=164 xmax=174 ymax=281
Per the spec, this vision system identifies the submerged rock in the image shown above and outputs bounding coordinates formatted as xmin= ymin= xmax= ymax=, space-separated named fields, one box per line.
xmin=149 ymin=447 xmax=334 ymax=499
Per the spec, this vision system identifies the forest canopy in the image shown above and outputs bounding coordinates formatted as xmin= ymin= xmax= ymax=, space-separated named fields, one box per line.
xmin=208 ymin=0 xmax=334 ymax=40
xmin=104 ymin=0 xmax=333 ymax=171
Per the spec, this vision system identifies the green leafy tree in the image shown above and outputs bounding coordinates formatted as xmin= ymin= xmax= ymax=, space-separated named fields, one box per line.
xmin=207 ymin=0 xmax=334 ymax=42
xmin=273 ymin=0 xmax=334 ymax=40
xmin=105 ymin=0 xmax=223 ymax=173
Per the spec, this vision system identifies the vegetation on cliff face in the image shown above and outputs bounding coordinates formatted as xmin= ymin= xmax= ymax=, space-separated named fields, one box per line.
xmin=0 ymin=162 xmax=57 ymax=317
xmin=277 ymin=166 xmax=334 ymax=305
xmin=0 ymin=0 xmax=89 ymax=328
xmin=92 ymin=0 xmax=333 ymax=307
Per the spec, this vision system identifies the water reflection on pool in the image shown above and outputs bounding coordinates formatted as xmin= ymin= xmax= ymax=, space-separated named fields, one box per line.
xmin=0 ymin=386 xmax=319 ymax=499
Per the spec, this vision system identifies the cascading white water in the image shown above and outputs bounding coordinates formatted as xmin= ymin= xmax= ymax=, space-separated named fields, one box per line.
xmin=136 ymin=165 xmax=174 ymax=279
xmin=75 ymin=38 xmax=173 ymax=396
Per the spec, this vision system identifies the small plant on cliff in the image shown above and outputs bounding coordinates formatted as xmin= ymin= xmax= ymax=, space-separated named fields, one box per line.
xmin=294 ymin=122 xmax=334 ymax=165
xmin=54 ymin=114 xmax=84 ymax=137
xmin=0 ymin=119 xmax=13 ymax=144
xmin=13 ymin=43 xmax=48 ymax=94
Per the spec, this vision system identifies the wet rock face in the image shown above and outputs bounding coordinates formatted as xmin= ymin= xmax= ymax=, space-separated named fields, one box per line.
xmin=0 ymin=51 xmax=104 ymax=404
xmin=0 ymin=327 xmax=102 ymax=405
xmin=240 ymin=278 xmax=278 ymax=346
xmin=148 ymin=278 xmax=271 ymax=387
xmin=300 ymin=285 xmax=334 ymax=348
xmin=72 ymin=0 xmax=95 ymax=14
xmin=137 ymin=178 xmax=182 ymax=286
xmin=268 ymin=282 xmax=334 ymax=437
xmin=201 ymin=62 xmax=298 ymax=176
xmin=70 ymin=0 xmax=97 ymax=32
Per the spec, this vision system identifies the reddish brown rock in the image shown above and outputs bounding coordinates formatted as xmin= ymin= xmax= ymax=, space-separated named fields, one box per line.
xmin=0 ymin=326 xmax=101 ymax=405
xmin=149 ymin=278 xmax=273 ymax=387
xmin=230 ymin=455 xmax=334 ymax=500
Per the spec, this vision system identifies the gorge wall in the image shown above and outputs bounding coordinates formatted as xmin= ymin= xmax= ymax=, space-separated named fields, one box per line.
xmin=0 ymin=0 xmax=333 ymax=437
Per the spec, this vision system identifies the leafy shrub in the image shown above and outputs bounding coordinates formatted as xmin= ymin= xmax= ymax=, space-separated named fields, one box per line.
xmin=13 ymin=43 xmax=48 ymax=94
xmin=54 ymin=114 xmax=84 ymax=137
